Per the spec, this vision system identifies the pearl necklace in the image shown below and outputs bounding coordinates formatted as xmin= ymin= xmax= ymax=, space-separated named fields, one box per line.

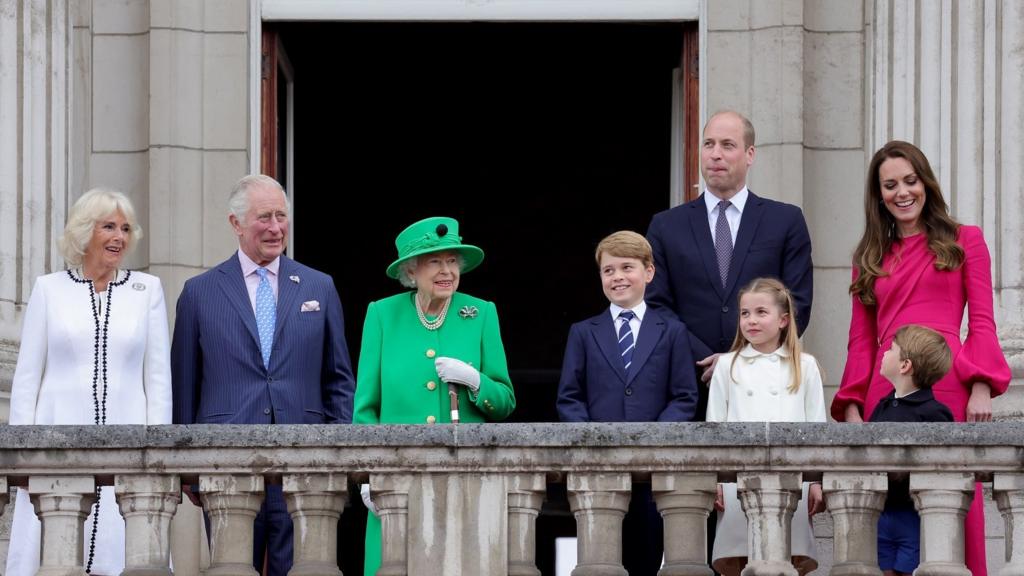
xmin=415 ymin=294 xmax=451 ymax=331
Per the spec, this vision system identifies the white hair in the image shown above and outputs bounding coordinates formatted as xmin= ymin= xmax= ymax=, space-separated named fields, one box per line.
xmin=58 ymin=188 xmax=142 ymax=266
xmin=397 ymin=253 xmax=465 ymax=289
xmin=228 ymin=174 xmax=291 ymax=222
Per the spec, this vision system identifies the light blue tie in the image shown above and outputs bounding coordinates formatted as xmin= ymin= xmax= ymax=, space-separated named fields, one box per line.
xmin=255 ymin=267 xmax=276 ymax=368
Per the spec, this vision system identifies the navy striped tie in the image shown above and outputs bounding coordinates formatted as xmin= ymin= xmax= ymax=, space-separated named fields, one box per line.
xmin=618 ymin=310 xmax=635 ymax=371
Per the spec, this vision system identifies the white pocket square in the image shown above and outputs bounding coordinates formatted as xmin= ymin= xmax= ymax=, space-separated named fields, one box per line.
xmin=300 ymin=300 xmax=320 ymax=312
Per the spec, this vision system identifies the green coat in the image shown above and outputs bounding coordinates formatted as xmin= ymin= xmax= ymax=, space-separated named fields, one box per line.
xmin=354 ymin=291 xmax=515 ymax=575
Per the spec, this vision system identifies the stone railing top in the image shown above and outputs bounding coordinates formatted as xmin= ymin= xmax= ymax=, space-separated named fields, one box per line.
xmin=0 ymin=423 xmax=1021 ymax=480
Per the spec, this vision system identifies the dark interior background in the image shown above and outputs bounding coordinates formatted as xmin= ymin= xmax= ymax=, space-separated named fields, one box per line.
xmin=278 ymin=22 xmax=683 ymax=574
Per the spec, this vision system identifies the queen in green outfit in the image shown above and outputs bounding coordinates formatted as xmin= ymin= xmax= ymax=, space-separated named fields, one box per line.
xmin=354 ymin=216 xmax=516 ymax=575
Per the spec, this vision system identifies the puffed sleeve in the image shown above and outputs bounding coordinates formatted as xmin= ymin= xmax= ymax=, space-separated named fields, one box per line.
xmin=953 ymin=226 xmax=1011 ymax=395
xmin=470 ymin=301 xmax=516 ymax=420
xmin=802 ymin=354 xmax=827 ymax=423
xmin=9 ymin=278 xmax=47 ymax=425
xmin=831 ymin=267 xmax=879 ymax=422
xmin=353 ymin=301 xmax=383 ymax=424
xmin=144 ymin=277 xmax=173 ymax=424
xmin=706 ymin=353 xmax=732 ymax=422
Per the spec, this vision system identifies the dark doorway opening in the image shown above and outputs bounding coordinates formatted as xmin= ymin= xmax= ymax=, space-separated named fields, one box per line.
xmin=274 ymin=21 xmax=690 ymax=575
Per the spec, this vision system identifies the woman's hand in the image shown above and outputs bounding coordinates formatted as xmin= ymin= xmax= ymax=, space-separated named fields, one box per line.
xmin=807 ymin=483 xmax=825 ymax=517
xmin=435 ymin=357 xmax=481 ymax=392
xmin=715 ymin=484 xmax=725 ymax=511
xmin=844 ymin=403 xmax=864 ymax=423
xmin=966 ymin=382 xmax=993 ymax=422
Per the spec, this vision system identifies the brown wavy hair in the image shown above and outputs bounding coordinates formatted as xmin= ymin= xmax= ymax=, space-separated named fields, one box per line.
xmin=850 ymin=141 xmax=964 ymax=305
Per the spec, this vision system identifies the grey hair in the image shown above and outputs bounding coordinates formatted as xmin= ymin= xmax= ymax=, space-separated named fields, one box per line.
xmin=397 ymin=253 xmax=465 ymax=289
xmin=58 ymin=188 xmax=142 ymax=267
xmin=228 ymin=174 xmax=291 ymax=222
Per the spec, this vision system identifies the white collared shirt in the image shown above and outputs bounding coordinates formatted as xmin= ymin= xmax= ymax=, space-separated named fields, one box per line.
xmin=609 ymin=300 xmax=647 ymax=346
xmin=238 ymin=249 xmax=280 ymax=313
xmin=704 ymin=186 xmax=748 ymax=246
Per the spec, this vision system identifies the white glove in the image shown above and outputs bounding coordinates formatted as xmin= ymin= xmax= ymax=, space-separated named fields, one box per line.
xmin=435 ymin=357 xmax=481 ymax=392
xmin=361 ymin=484 xmax=377 ymax=516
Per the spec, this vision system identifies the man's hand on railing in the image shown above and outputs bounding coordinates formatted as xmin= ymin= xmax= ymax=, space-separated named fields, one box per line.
xmin=807 ymin=483 xmax=825 ymax=517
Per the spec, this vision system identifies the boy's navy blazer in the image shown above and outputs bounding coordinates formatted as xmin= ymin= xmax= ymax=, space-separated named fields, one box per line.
xmin=646 ymin=191 xmax=813 ymax=359
xmin=557 ymin=306 xmax=698 ymax=422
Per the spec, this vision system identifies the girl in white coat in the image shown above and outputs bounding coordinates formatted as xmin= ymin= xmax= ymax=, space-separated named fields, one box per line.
xmin=707 ymin=277 xmax=826 ymax=576
xmin=6 ymin=188 xmax=172 ymax=576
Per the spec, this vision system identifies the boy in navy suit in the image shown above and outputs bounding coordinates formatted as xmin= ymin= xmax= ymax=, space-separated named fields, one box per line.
xmin=558 ymin=230 xmax=698 ymax=575
xmin=870 ymin=324 xmax=953 ymax=576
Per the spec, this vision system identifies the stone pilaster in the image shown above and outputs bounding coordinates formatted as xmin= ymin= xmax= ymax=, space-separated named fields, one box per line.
xmin=566 ymin=472 xmax=631 ymax=576
xmin=822 ymin=472 xmax=887 ymax=576
xmin=199 ymin=474 xmax=264 ymax=576
xmin=372 ymin=473 xmax=414 ymax=576
xmin=114 ymin=474 xmax=180 ymax=576
xmin=652 ymin=472 xmax=717 ymax=576
xmin=736 ymin=472 xmax=802 ymax=576
xmin=282 ymin=473 xmax=347 ymax=576
xmin=911 ymin=472 xmax=974 ymax=576
xmin=29 ymin=475 xmax=96 ymax=576
xmin=507 ymin=473 xmax=545 ymax=576
xmin=994 ymin=474 xmax=1024 ymax=576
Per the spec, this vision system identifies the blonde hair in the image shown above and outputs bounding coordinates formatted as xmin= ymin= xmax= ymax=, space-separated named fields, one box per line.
xmin=595 ymin=230 xmax=654 ymax=268
xmin=728 ymin=277 xmax=803 ymax=393
xmin=892 ymin=324 xmax=952 ymax=389
xmin=58 ymin=188 xmax=142 ymax=266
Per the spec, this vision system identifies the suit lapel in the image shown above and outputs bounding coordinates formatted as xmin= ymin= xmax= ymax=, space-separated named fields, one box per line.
xmin=688 ymin=198 xmax=726 ymax=299
xmin=626 ymin=308 xmax=665 ymax=385
xmin=273 ymin=256 xmax=302 ymax=346
xmin=727 ymin=191 xmax=765 ymax=295
xmin=589 ymin=314 xmax=627 ymax=383
xmin=216 ymin=254 xmax=261 ymax=349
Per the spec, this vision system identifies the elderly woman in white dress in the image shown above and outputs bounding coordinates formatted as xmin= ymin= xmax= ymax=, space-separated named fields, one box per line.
xmin=6 ymin=188 xmax=172 ymax=576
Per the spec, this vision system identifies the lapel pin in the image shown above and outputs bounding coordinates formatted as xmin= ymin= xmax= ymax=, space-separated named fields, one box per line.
xmin=290 ymin=275 xmax=300 ymax=284
xmin=459 ymin=305 xmax=478 ymax=319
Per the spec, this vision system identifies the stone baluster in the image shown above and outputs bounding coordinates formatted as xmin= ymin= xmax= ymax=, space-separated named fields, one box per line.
xmin=566 ymin=472 xmax=631 ymax=576
xmin=115 ymin=474 xmax=181 ymax=576
xmin=736 ymin=472 xmax=802 ymax=576
xmin=283 ymin=473 xmax=348 ymax=576
xmin=200 ymin=474 xmax=265 ymax=576
xmin=0 ymin=477 xmax=7 ymax=516
xmin=507 ymin=473 xmax=546 ymax=576
xmin=911 ymin=472 xmax=973 ymax=576
xmin=372 ymin=473 xmax=414 ymax=576
xmin=993 ymin=473 xmax=1024 ymax=576
xmin=29 ymin=475 xmax=97 ymax=576
xmin=652 ymin=472 xmax=717 ymax=576
xmin=822 ymin=472 xmax=887 ymax=576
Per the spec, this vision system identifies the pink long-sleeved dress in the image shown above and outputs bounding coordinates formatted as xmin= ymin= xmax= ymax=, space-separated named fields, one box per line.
xmin=832 ymin=225 xmax=1011 ymax=576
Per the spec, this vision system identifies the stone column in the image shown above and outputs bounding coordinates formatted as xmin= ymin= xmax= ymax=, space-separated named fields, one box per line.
xmin=114 ymin=474 xmax=181 ymax=576
xmin=282 ymin=473 xmax=348 ymax=576
xmin=652 ymin=472 xmax=717 ymax=576
xmin=29 ymin=475 xmax=96 ymax=576
xmin=822 ymin=472 xmax=887 ymax=576
xmin=566 ymin=472 xmax=631 ymax=576
xmin=911 ymin=472 xmax=974 ymax=576
xmin=736 ymin=472 xmax=802 ymax=576
xmin=994 ymin=473 xmax=1024 ymax=576
xmin=372 ymin=473 xmax=414 ymax=576
xmin=507 ymin=473 xmax=546 ymax=576
xmin=200 ymin=474 xmax=265 ymax=576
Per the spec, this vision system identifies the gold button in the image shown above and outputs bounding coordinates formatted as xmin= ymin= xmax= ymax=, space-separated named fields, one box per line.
xmin=426 ymin=415 xmax=436 ymax=424
xmin=426 ymin=349 xmax=436 ymax=358
xmin=426 ymin=381 xmax=437 ymax=391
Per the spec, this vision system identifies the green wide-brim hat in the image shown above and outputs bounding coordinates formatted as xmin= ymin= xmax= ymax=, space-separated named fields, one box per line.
xmin=385 ymin=216 xmax=485 ymax=279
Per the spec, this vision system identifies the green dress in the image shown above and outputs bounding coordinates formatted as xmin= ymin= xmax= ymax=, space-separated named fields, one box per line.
xmin=353 ymin=291 xmax=516 ymax=575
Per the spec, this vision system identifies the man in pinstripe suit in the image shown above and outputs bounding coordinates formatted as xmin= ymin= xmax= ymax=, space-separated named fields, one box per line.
xmin=171 ymin=174 xmax=355 ymax=576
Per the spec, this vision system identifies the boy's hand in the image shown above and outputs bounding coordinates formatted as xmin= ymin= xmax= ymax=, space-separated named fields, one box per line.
xmin=844 ymin=403 xmax=864 ymax=423
xmin=714 ymin=484 xmax=725 ymax=511
xmin=807 ymin=483 xmax=825 ymax=517
xmin=966 ymin=382 xmax=992 ymax=422
xmin=697 ymin=353 xmax=722 ymax=384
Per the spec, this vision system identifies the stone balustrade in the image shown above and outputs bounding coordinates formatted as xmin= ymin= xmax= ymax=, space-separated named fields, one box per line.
xmin=1 ymin=423 xmax=1023 ymax=576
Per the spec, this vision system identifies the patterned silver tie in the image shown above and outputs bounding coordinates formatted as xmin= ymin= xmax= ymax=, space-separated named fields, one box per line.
xmin=618 ymin=310 xmax=635 ymax=372
xmin=715 ymin=200 xmax=733 ymax=288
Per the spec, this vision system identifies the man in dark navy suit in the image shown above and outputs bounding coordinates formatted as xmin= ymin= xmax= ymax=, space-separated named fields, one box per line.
xmin=171 ymin=174 xmax=355 ymax=576
xmin=646 ymin=110 xmax=813 ymax=418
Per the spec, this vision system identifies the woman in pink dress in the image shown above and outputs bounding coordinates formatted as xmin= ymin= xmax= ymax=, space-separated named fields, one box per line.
xmin=831 ymin=140 xmax=1011 ymax=576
